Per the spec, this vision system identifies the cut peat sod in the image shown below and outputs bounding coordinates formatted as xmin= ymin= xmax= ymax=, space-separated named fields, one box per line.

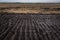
xmin=0 ymin=13 xmax=60 ymax=40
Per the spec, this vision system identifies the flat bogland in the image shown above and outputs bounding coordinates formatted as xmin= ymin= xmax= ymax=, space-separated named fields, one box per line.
xmin=0 ymin=3 xmax=60 ymax=14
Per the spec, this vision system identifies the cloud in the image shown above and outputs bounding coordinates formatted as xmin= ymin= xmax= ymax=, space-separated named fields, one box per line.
xmin=0 ymin=0 xmax=60 ymax=3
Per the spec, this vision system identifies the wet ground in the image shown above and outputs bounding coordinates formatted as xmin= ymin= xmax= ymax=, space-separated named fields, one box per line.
xmin=0 ymin=13 xmax=60 ymax=40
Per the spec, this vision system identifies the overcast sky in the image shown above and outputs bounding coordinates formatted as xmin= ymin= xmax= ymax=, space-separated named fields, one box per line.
xmin=0 ymin=0 xmax=60 ymax=3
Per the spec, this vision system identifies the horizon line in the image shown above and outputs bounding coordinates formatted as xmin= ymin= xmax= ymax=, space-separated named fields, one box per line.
xmin=0 ymin=2 xmax=60 ymax=3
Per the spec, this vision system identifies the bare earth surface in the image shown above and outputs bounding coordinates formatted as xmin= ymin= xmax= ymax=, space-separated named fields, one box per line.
xmin=0 ymin=3 xmax=60 ymax=40
xmin=0 ymin=13 xmax=60 ymax=40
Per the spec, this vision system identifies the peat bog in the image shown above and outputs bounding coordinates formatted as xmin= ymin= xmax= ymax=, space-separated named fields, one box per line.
xmin=0 ymin=12 xmax=60 ymax=40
